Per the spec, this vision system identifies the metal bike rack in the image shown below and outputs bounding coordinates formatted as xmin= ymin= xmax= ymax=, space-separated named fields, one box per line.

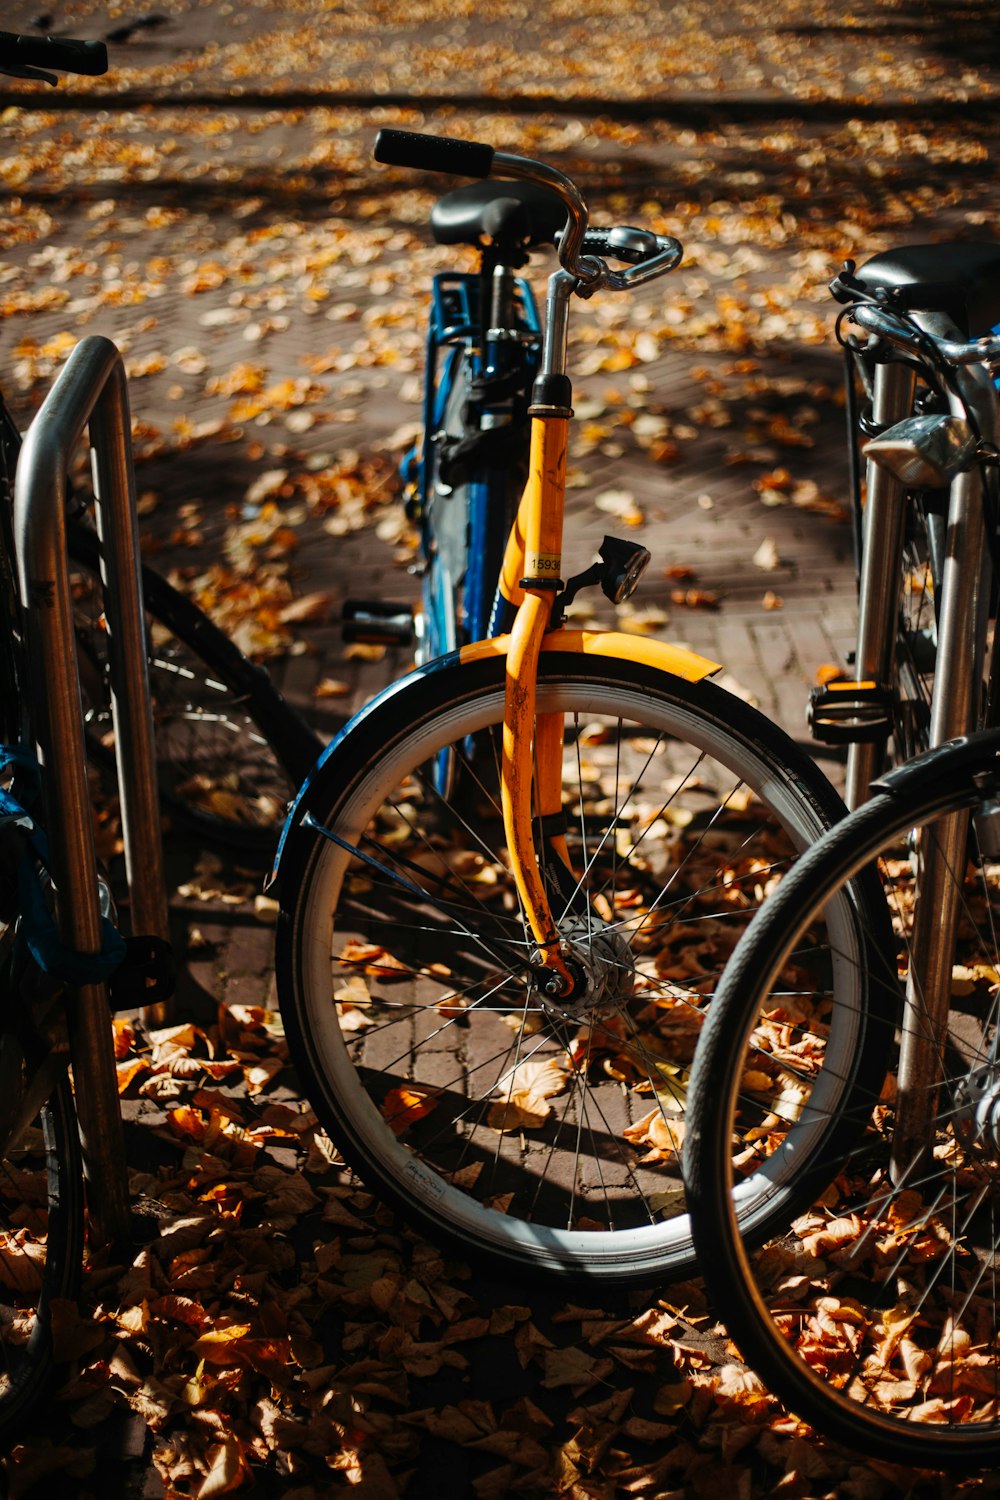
xmin=13 ymin=335 xmax=171 ymax=1246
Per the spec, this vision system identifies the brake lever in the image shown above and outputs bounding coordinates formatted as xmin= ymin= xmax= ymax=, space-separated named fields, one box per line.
xmin=559 ymin=227 xmax=683 ymax=291
xmin=850 ymin=302 xmax=931 ymax=353
xmin=601 ymin=236 xmax=683 ymax=291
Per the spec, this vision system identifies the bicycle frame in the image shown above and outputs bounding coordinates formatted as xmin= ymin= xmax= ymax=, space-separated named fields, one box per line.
xmin=847 ymin=327 xmax=1000 ymax=1173
xmin=846 ymin=356 xmax=996 ymax=808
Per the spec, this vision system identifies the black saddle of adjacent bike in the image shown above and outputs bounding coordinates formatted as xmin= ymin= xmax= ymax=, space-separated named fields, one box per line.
xmin=430 ymin=181 xmax=566 ymax=250
xmin=854 ymin=241 xmax=1000 ymax=336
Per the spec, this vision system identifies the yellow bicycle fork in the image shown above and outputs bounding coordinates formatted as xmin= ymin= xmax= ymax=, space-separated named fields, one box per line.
xmin=498 ymin=414 xmax=575 ymax=989
xmin=462 ymin=410 xmax=720 ymax=997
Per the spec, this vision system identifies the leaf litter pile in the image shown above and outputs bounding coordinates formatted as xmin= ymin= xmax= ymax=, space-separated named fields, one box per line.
xmin=3 ymin=0 xmax=1000 ymax=1494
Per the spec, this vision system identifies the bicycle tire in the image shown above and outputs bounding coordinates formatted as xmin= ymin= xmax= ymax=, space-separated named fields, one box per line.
xmin=275 ymin=650 xmax=887 ymax=1286
xmin=0 ymin=980 xmax=84 ymax=1441
xmin=685 ymin=736 xmax=1000 ymax=1463
xmin=893 ymin=491 xmax=941 ymax=760
xmin=422 ymin=346 xmax=527 ymax=658
xmin=67 ymin=518 xmax=320 ymax=856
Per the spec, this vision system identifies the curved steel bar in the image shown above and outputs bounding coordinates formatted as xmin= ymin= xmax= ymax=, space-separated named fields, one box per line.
xmin=852 ymin=302 xmax=1000 ymax=367
xmin=13 ymin=334 xmax=169 ymax=1244
xmin=490 ymin=149 xmax=601 ymax=286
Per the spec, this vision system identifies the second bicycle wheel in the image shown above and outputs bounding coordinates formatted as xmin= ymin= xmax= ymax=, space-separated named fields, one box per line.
xmin=685 ymin=733 xmax=1000 ymax=1464
xmin=894 ymin=488 xmax=944 ymax=762
xmin=276 ymin=651 xmax=889 ymax=1285
xmin=0 ymin=943 xmax=84 ymax=1439
xmin=67 ymin=518 xmax=319 ymax=857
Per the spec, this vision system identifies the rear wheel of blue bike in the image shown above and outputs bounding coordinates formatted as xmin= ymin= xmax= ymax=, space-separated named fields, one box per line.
xmin=0 ymin=944 xmax=84 ymax=1437
xmin=67 ymin=519 xmax=319 ymax=858
xmin=420 ymin=347 xmax=525 ymax=659
xmin=685 ymin=754 xmax=1000 ymax=1463
xmin=420 ymin=347 xmax=526 ymax=794
xmin=276 ymin=654 xmax=889 ymax=1286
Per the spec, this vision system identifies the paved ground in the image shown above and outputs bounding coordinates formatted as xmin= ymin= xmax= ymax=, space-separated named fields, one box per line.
xmin=4 ymin=2 xmax=1000 ymax=1490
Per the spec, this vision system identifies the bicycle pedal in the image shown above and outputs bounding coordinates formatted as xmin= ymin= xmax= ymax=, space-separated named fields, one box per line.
xmin=342 ymin=599 xmax=416 ymax=648
xmin=807 ymin=680 xmax=893 ymax=744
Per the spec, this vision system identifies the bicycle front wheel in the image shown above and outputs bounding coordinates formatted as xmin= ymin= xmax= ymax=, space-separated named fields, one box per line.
xmin=685 ymin=735 xmax=1000 ymax=1463
xmin=276 ymin=652 xmax=887 ymax=1286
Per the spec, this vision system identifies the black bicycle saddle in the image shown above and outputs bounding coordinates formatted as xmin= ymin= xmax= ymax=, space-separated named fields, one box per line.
xmin=854 ymin=242 xmax=1000 ymax=337
xmin=430 ymin=181 xmax=567 ymax=249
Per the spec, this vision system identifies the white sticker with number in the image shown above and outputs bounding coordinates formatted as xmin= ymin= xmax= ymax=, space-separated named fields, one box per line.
xmin=525 ymin=552 xmax=562 ymax=577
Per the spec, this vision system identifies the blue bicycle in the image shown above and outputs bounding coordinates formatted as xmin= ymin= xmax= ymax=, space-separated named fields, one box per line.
xmin=345 ymin=179 xmax=564 ymax=659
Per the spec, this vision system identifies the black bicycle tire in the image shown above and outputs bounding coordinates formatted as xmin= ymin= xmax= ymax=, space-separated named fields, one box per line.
xmin=275 ymin=651 xmax=888 ymax=1286
xmin=684 ymin=757 xmax=1000 ymax=1464
xmin=0 ymin=1070 xmax=84 ymax=1441
xmin=67 ymin=518 xmax=320 ymax=855
xmin=893 ymin=491 xmax=941 ymax=761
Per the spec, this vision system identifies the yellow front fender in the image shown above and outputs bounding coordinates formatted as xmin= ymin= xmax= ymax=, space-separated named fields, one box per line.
xmin=459 ymin=627 xmax=721 ymax=682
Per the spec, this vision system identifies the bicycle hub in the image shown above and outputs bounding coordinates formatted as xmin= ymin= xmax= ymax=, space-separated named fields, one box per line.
xmin=536 ymin=918 xmax=635 ymax=1019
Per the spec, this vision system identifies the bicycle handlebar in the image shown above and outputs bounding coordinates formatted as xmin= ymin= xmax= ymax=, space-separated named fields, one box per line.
xmin=373 ymin=128 xmax=494 ymax=180
xmin=0 ymin=30 xmax=108 ymax=77
xmin=375 ymin=127 xmax=595 ymax=282
xmin=373 ymin=127 xmax=682 ymax=290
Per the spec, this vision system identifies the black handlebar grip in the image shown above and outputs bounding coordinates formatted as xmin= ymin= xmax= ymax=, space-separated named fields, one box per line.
xmin=0 ymin=32 xmax=108 ymax=74
xmin=373 ymin=129 xmax=494 ymax=179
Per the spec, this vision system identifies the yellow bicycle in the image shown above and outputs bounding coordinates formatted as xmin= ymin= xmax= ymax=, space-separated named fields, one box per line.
xmin=270 ymin=131 xmax=887 ymax=1286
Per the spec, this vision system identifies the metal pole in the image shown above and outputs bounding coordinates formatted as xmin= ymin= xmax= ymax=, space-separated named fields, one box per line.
xmin=88 ymin=362 xmax=172 ymax=1027
xmin=13 ymin=335 xmax=171 ymax=1244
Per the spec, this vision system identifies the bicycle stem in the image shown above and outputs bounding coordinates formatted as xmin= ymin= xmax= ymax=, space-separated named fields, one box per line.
xmin=537 ymin=271 xmax=575 ymax=397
